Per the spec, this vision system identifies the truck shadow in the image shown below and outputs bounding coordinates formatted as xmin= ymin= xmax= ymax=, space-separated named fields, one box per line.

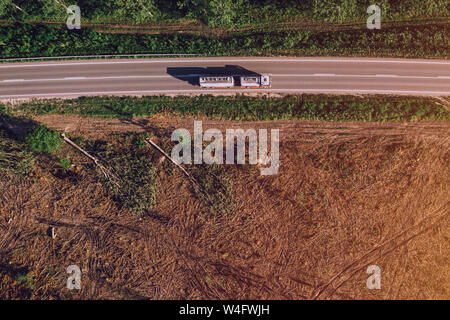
xmin=167 ymin=65 xmax=259 ymax=86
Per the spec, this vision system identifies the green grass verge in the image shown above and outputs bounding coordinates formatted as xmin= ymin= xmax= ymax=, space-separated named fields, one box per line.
xmin=6 ymin=95 xmax=450 ymax=122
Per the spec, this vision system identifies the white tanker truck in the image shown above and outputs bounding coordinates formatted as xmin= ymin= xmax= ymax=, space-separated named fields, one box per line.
xmin=199 ymin=74 xmax=271 ymax=89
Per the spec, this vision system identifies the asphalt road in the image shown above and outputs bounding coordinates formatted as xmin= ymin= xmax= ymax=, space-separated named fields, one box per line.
xmin=1 ymin=57 xmax=449 ymax=100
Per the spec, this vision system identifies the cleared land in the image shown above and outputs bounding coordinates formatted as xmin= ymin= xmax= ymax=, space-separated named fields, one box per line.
xmin=0 ymin=112 xmax=449 ymax=299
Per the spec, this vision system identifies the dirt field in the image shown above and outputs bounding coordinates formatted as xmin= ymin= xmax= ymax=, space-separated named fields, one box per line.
xmin=0 ymin=115 xmax=449 ymax=299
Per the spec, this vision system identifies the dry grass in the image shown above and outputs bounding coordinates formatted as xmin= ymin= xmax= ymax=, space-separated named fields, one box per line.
xmin=0 ymin=118 xmax=448 ymax=299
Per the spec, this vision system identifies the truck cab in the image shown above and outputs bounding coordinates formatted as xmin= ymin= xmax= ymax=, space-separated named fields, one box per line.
xmin=260 ymin=74 xmax=271 ymax=88
xmin=239 ymin=74 xmax=271 ymax=88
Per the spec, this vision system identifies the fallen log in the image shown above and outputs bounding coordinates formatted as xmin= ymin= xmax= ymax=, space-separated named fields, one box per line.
xmin=61 ymin=132 xmax=120 ymax=187
xmin=145 ymin=137 xmax=199 ymax=187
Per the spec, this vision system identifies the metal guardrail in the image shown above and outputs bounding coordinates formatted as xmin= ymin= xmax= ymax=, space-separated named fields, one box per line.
xmin=0 ymin=53 xmax=201 ymax=62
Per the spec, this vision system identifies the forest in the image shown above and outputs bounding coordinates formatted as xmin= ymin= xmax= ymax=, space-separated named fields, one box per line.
xmin=1 ymin=0 xmax=448 ymax=27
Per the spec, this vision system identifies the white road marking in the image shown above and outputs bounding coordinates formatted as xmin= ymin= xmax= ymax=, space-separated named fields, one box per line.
xmin=1 ymin=88 xmax=449 ymax=99
xmin=1 ymin=75 xmax=172 ymax=82
xmin=1 ymin=58 xmax=450 ymax=68
xmin=276 ymin=74 xmax=448 ymax=79
xmin=2 ymin=79 xmax=25 ymax=82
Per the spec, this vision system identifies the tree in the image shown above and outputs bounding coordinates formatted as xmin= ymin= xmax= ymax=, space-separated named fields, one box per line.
xmin=177 ymin=0 xmax=244 ymax=27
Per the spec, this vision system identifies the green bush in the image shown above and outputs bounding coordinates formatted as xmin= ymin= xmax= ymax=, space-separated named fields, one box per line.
xmin=16 ymin=273 xmax=34 ymax=290
xmin=96 ymin=148 xmax=157 ymax=216
xmin=59 ymin=158 xmax=72 ymax=169
xmin=25 ymin=125 xmax=62 ymax=154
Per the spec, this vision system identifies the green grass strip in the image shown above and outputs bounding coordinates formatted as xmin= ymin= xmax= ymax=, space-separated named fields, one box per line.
xmin=5 ymin=94 xmax=449 ymax=122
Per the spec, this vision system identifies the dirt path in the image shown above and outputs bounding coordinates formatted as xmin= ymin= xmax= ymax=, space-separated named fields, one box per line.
xmin=34 ymin=114 xmax=450 ymax=142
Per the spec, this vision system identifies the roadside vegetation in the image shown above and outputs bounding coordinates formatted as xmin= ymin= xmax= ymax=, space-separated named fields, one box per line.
xmin=0 ymin=21 xmax=448 ymax=59
xmin=1 ymin=0 xmax=448 ymax=27
xmin=5 ymin=95 xmax=449 ymax=122
xmin=25 ymin=125 xmax=62 ymax=153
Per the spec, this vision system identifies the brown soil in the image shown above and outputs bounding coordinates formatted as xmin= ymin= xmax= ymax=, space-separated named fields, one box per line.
xmin=32 ymin=114 xmax=450 ymax=141
xmin=0 ymin=115 xmax=449 ymax=299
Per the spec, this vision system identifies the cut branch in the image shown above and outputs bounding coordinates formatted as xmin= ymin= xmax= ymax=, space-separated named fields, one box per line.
xmin=136 ymin=0 xmax=153 ymax=17
xmin=61 ymin=132 xmax=120 ymax=186
xmin=53 ymin=0 xmax=68 ymax=9
xmin=145 ymin=138 xmax=198 ymax=186
xmin=11 ymin=2 xmax=23 ymax=11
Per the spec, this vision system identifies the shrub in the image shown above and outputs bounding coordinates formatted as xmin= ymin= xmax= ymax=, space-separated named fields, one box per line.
xmin=59 ymin=158 xmax=72 ymax=169
xmin=97 ymin=148 xmax=157 ymax=216
xmin=16 ymin=273 xmax=34 ymax=290
xmin=25 ymin=125 xmax=62 ymax=153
